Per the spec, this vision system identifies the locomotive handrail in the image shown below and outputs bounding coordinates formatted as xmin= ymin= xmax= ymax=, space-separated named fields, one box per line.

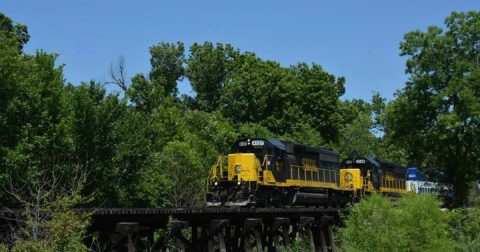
xmin=210 ymin=156 xmax=224 ymax=181
xmin=381 ymin=177 xmax=407 ymax=193
xmin=260 ymin=154 xmax=274 ymax=170
xmin=288 ymin=164 xmax=337 ymax=186
xmin=256 ymin=157 xmax=262 ymax=182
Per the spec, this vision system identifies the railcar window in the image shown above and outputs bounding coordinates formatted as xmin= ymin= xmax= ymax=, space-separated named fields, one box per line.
xmin=276 ymin=162 xmax=284 ymax=171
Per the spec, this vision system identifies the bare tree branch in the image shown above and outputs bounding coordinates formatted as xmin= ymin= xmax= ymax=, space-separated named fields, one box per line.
xmin=2 ymin=166 xmax=90 ymax=244
xmin=104 ymin=54 xmax=129 ymax=91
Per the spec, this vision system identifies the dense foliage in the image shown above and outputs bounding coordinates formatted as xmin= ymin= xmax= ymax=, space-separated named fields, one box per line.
xmin=338 ymin=194 xmax=480 ymax=252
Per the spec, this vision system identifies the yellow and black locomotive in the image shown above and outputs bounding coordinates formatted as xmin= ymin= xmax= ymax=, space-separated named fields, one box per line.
xmin=207 ymin=138 xmax=352 ymax=207
xmin=341 ymin=158 xmax=408 ymax=197
xmin=207 ymin=138 xmax=408 ymax=207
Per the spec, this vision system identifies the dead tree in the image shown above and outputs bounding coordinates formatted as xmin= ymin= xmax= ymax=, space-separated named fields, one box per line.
xmin=104 ymin=54 xmax=129 ymax=91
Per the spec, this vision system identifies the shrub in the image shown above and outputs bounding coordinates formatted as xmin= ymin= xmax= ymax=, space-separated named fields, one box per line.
xmin=396 ymin=194 xmax=455 ymax=251
xmin=339 ymin=193 xmax=456 ymax=252
xmin=449 ymin=205 xmax=480 ymax=251
xmin=10 ymin=200 xmax=91 ymax=252
xmin=339 ymin=193 xmax=402 ymax=252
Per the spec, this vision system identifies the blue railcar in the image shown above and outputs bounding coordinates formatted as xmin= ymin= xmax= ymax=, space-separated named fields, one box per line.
xmin=406 ymin=167 xmax=448 ymax=196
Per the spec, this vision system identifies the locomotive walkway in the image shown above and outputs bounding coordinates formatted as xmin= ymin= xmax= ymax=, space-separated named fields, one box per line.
xmin=1 ymin=207 xmax=346 ymax=252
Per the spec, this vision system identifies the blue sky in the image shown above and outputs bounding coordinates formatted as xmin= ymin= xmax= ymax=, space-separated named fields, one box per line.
xmin=3 ymin=1 xmax=479 ymax=101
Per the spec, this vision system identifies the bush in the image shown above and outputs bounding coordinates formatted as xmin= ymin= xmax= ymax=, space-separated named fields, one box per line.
xmin=339 ymin=194 xmax=402 ymax=252
xmin=397 ymin=193 xmax=455 ymax=251
xmin=449 ymin=205 xmax=480 ymax=251
xmin=339 ymin=193 xmax=456 ymax=252
xmin=280 ymin=237 xmax=314 ymax=252
xmin=10 ymin=199 xmax=91 ymax=252
xmin=3 ymin=171 xmax=92 ymax=252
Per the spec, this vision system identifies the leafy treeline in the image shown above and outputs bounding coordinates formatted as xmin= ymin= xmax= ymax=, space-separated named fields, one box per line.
xmin=0 ymin=11 xmax=479 ymax=208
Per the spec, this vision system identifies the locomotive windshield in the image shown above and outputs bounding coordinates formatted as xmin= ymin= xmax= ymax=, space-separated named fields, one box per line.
xmin=342 ymin=158 xmax=378 ymax=177
xmin=231 ymin=139 xmax=271 ymax=163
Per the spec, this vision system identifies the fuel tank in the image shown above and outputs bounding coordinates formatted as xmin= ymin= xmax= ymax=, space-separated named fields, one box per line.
xmin=292 ymin=192 xmax=328 ymax=206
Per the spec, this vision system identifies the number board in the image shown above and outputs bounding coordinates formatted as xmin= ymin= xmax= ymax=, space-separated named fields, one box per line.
xmin=252 ymin=140 xmax=264 ymax=146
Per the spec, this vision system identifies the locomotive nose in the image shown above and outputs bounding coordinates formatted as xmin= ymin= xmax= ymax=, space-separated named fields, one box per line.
xmin=340 ymin=169 xmax=362 ymax=190
xmin=228 ymin=153 xmax=259 ymax=182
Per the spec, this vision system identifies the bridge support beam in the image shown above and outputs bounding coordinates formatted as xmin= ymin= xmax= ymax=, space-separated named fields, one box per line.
xmin=113 ymin=222 xmax=139 ymax=252
xmin=80 ymin=207 xmax=344 ymax=251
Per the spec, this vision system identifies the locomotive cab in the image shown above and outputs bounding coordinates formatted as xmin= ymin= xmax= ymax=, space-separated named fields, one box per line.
xmin=341 ymin=158 xmax=377 ymax=196
xmin=341 ymin=158 xmax=407 ymax=198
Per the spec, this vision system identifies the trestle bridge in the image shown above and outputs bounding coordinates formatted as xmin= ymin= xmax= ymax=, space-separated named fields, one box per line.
xmin=1 ymin=207 xmax=345 ymax=252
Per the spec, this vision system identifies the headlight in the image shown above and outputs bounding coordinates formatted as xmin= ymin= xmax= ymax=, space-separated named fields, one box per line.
xmin=235 ymin=165 xmax=241 ymax=174
xmin=345 ymin=172 xmax=353 ymax=182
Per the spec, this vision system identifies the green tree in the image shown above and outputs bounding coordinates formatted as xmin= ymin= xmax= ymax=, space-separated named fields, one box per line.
xmin=0 ymin=49 xmax=72 ymax=205
xmin=182 ymin=110 xmax=237 ymax=156
xmin=238 ymin=123 xmax=276 ymax=139
xmin=370 ymin=92 xmax=386 ymax=132
xmin=0 ymin=12 xmax=29 ymax=50
xmin=220 ymin=52 xmax=281 ymax=127
xmin=340 ymin=194 xmax=402 ymax=252
xmin=338 ymin=112 xmax=376 ymax=158
xmin=186 ymin=42 xmax=237 ymax=111
xmin=149 ymin=41 xmax=185 ymax=97
xmin=112 ymin=107 xmax=169 ymax=207
xmin=291 ymin=63 xmax=346 ymax=143
xmin=282 ymin=123 xmax=326 ymax=148
xmin=216 ymin=50 xmax=346 ymax=143
xmin=127 ymin=42 xmax=185 ymax=112
xmin=385 ymin=11 xmax=480 ymax=206
xmin=68 ymin=81 xmax=133 ymax=206
xmin=155 ymin=141 xmax=204 ymax=207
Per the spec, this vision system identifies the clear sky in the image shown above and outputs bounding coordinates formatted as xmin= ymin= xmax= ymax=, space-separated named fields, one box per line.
xmin=3 ymin=0 xmax=479 ymax=101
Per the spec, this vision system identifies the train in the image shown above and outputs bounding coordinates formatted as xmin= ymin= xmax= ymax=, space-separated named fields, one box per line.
xmin=206 ymin=137 xmax=409 ymax=207
xmin=406 ymin=167 xmax=449 ymax=196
